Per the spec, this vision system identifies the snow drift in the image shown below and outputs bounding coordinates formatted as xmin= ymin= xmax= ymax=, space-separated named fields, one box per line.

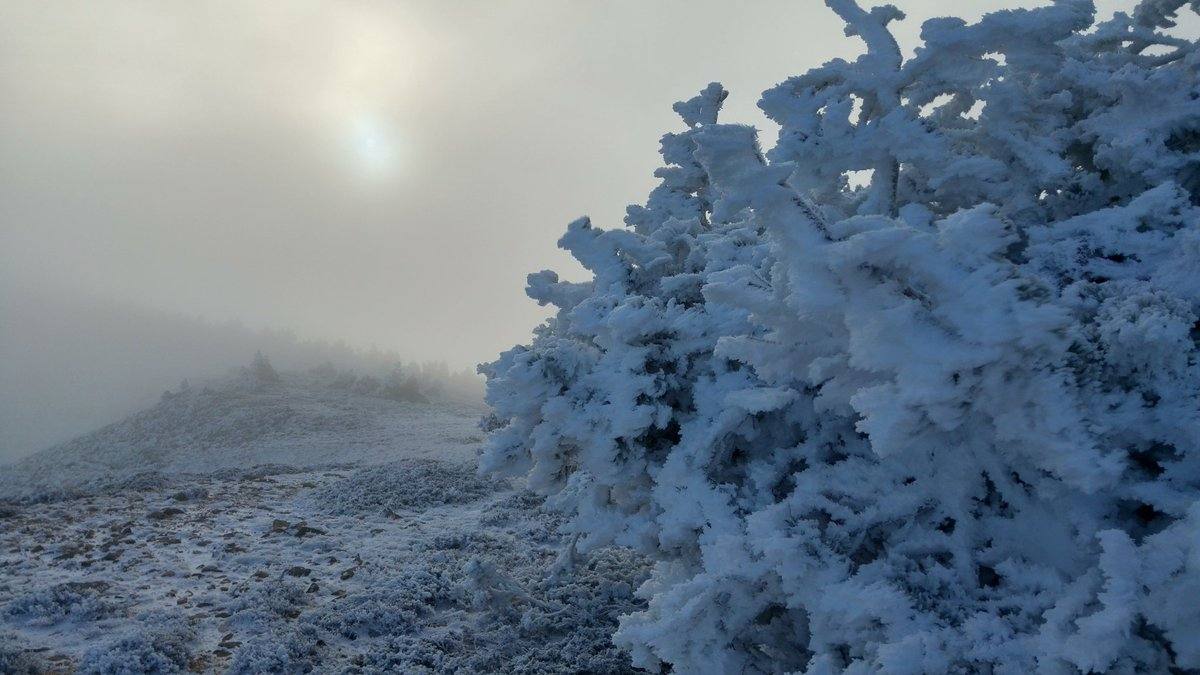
xmin=480 ymin=1 xmax=1200 ymax=672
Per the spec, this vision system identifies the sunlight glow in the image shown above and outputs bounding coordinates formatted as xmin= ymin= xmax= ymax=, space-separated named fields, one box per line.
xmin=348 ymin=114 xmax=400 ymax=179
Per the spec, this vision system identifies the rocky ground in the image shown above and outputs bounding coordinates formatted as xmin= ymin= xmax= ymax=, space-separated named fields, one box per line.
xmin=0 ymin=376 xmax=650 ymax=673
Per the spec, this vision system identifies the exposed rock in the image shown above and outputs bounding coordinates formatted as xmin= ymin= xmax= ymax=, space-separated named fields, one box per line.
xmin=147 ymin=507 xmax=184 ymax=521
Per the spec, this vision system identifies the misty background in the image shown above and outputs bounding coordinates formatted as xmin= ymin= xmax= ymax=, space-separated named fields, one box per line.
xmin=2 ymin=0 xmax=1186 ymax=461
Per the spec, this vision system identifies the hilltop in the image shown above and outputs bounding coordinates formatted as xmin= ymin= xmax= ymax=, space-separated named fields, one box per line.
xmin=0 ymin=368 xmax=484 ymax=504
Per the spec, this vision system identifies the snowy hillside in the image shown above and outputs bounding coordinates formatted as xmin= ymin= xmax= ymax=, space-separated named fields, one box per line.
xmin=0 ymin=370 xmax=483 ymax=503
xmin=0 ymin=283 xmax=476 ymax=463
xmin=0 ymin=372 xmax=649 ymax=673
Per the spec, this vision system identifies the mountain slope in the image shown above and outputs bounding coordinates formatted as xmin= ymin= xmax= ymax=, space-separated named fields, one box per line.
xmin=0 ymin=371 xmax=649 ymax=673
xmin=0 ymin=372 xmax=484 ymax=502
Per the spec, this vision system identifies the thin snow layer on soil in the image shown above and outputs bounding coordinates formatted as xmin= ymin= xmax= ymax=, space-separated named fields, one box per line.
xmin=0 ymin=463 xmax=651 ymax=673
xmin=0 ymin=379 xmax=650 ymax=673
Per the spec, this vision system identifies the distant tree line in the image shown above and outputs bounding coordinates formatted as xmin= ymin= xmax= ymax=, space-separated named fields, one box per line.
xmin=307 ymin=358 xmax=482 ymax=404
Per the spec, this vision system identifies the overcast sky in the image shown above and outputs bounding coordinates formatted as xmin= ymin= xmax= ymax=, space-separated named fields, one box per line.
xmin=0 ymin=0 xmax=1185 ymax=370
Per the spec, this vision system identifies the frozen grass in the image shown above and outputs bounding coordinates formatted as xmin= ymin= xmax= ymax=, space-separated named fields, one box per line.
xmin=77 ymin=612 xmax=195 ymax=674
xmin=0 ymin=635 xmax=45 ymax=674
xmin=3 ymin=582 xmax=121 ymax=627
xmin=310 ymin=459 xmax=504 ymax=515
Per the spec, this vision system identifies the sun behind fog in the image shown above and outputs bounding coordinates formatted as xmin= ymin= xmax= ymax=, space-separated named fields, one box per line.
xmin=347 ymin=113 xmax=401 ymax=180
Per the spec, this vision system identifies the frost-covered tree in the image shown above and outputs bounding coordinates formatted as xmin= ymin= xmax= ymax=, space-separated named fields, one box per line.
xmin=382 ymin=363 xmax=430 ymax=403
xmin=249 ymin=351 xmax=280 ymax=385
xmin=480 ymin=1 xmax=1200 ymax=672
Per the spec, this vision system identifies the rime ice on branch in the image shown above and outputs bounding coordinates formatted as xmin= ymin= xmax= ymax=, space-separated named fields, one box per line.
xmin=480 ymin=0 xmax=1200 ymax=672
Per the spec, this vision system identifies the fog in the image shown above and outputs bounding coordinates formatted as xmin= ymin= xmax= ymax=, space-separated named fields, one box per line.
xmin=0 ymin=282 xmax=470 ymax=459
xmin=0 ymin=0 xmax=1179 ymax=461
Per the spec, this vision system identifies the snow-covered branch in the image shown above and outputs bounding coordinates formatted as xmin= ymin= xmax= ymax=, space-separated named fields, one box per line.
xmin=482 ymin=1 xmax=1200 ymax=671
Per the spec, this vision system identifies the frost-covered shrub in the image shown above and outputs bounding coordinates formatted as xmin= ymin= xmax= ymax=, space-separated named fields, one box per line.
xmin=312 ymin=459 xmax=502 ymax=515
xmin=0 ymin=636 xmax=43 ymax=675
xmin=224 ymin=581 xmax=323 ymax=673
xmin=227 ymin=579 xmax=310 ymax=628
xmin=355 ymin=548 xmax=650 ymax=675
xmin=226 ymin=624 xmax=323 ymax=675
xmin=77 ymin=612 xmax=194 ymax=675
xmin=303 ymin=565 xmax=460 ymax=639
xmin=505 ymin=547 xmax=652 ymax=675
xmin=481 ymin=1 xmax=1200 ymax=672
xmin=3 ymin=582 xmax=120 ymax=627
xmin=358 ymin=631 xmax=469 ymax=675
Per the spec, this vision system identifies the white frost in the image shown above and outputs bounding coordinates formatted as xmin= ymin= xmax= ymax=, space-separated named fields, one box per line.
xmin=480 ymin=1 xmax=1200 ymax=672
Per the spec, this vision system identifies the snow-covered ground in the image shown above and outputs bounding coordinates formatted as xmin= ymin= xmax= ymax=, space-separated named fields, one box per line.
xmin=0 ymin=374 xmax=649 ymax=673
xmin=0 ymin=373 xmax=485 ymax=500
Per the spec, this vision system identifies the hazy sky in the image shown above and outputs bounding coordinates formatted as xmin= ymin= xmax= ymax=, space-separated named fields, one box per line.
xmin=0 ymin=0 xmax=1180 ymax=369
